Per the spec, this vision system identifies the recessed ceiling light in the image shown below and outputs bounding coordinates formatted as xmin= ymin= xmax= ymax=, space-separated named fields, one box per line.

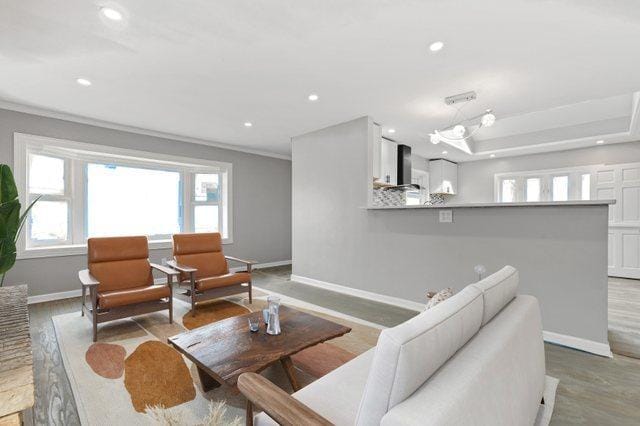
xmin=308 ymin=93 xmax=319 ymax=101
xmin=596 ymin=139 xmax=604 ymax=144
xmin=429 ymin=41 xmax=444 ymax=52
xmin=244 ymin=122 xmax=253 ymax=127
xmin=442 ymin=150 xmax=448 ymax=155
xmin=490 ymin=154 xmax=496 ymax=158
xmin=100 ymin=7 xmax=123 ymax=21
xmin=76 ymin=78 xmax=92 ymax=86
xmin=388 ymin=128 xmax=396 ymax=134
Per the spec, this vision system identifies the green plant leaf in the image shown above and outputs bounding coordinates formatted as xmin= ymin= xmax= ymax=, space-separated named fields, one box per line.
xmin=0 ymin=200 xmax=20 ymax=238
xmin=0 ymin=237 xmax=16 ymax=274
xmin=0 ymin=165 xmax=18 ymax=204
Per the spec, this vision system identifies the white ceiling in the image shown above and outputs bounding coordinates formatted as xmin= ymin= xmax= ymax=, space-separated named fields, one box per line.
xmin=2 ymin=0 xmax=640 ymax=161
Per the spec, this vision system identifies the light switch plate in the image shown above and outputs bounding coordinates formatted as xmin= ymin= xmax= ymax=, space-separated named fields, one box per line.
xmin=439 ymin=210 xmax=453 ymax=223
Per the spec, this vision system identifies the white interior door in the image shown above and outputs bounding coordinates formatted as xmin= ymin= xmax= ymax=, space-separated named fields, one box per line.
xmin=596 ymin=162 xmax=640 ymax=278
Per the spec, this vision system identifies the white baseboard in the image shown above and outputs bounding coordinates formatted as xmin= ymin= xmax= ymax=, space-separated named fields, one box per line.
xmin=28 ymin=289 xmax=82 ymax=304
xmin=290 ymin=274 xmax=426 ymax=312
xmin=543 ymin=330 xmax=612 ymax=358
xmin=289 ymin=274 xmax=613 ymax=358
xmin=27 ymin=260 xmax=292 ymax=304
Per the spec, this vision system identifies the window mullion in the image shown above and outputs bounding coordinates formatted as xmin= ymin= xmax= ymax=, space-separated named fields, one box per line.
xmin=183 ymin=172 xmax=192 ymax=232
xmin=71 ymin=160 xmax=85 ymax=244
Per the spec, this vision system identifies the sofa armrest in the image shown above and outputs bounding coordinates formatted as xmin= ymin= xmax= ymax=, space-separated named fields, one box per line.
xmin=150 ymin=263 xmax=180 ymax=277
xmin=237 ymin=373 xmax=331 ymax=426
xmin=78 ymin=269 xmax=100 ymax=287
xmin=166 ymin=259 xmax=197 ymax=274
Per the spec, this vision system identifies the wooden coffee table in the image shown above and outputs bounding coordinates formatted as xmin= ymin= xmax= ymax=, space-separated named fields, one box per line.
xmin=168 ymin=305 xmax=351 ymax=392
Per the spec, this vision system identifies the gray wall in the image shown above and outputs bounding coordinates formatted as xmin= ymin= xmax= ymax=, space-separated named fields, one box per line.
xmin=0 ymin=108 xmax=292 ymax=296
xmin=457 ymin=141 xmax=640 ymax=203
xmin=292 ymin=116 xmax=608 ymax=345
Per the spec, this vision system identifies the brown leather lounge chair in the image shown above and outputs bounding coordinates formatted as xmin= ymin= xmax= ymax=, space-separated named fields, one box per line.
xmin=168 ymin=233 xmax=255 ymax=312
xmin=78 ymin=235 xmax=179 ymax=341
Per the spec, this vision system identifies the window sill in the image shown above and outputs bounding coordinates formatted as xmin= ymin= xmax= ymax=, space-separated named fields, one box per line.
xmin=17 ymin=237 xmax=233 ymax=260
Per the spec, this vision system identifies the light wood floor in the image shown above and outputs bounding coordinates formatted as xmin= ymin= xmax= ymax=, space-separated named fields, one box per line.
xmin=24 ymin=268 xmax=640 ymax=425
xmin=609 ymin=277 xmax=640 ymax=358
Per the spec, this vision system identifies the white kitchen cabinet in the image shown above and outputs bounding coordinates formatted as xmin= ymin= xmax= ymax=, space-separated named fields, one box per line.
xmin=429 ymin=159 xmax=457 ymax=195
xmin=379 ymin=138 xmax=398 ymax=185
xmin=372 ymin=124 xmax=382 ymax=181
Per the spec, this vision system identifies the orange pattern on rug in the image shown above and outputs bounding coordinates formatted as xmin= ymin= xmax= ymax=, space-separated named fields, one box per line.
xmin=291 ymin=342 xmax=357 ymax=378
xmin=85 ymin=342 xmax=126 ymax=379
xmin=124 ymin=341 xmax=196 ymax=412
xmin=182 ymin=300 xmax=251 ymax=330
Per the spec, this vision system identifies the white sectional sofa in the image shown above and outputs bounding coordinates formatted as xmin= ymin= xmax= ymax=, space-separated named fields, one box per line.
xmin=247 ymin=266 xmax=553 ymax=425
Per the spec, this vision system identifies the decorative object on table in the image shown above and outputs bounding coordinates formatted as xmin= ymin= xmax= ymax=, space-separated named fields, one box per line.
xmin=266 ymin=295 xmax=281 ymax=335
xmin=262 ymin=308 xmax=269 ymax=324
xmin=425 ymin=287 xmax=453 ymax=309
xmin=474 ymin=264 xmax=487 ymax=281
xmin=248 ymin=316 xmax=259 ymax=332
xmin=0 ymin=164 xmax=40 ymax=287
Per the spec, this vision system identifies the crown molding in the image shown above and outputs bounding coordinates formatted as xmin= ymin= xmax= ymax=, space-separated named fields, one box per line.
xmin=0 ymin=99 xmax=292 ymax=161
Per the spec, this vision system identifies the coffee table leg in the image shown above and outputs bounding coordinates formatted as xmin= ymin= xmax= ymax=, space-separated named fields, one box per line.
xmin=280 ymin=356 xmax=300 ymax=391
xmin=196 ymin=366 xmax=221 ymax=392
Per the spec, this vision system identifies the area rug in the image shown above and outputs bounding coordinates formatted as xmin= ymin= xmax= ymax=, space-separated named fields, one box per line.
xmin=53 ymin=289 xmax=381 ymax=425
xmin=53 ymin=288 xmax=558 ymax=425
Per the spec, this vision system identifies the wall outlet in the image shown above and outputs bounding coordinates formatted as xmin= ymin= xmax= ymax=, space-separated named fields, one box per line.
xmin=439 ymin=210 xmax=453 ymax=223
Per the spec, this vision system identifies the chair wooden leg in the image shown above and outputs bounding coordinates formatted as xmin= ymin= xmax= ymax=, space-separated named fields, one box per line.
xmin=248 ymin=280 xmax=253 ymax=304
xmin=190 ymin=276 xmax=197 ymax=314
xmin=81 ymin=284 xmax=86 ymax=316
xmin=90 ymin=287 xmax=98 ymax=342
xmin=168 ymin=276 xmax=173 ymax=324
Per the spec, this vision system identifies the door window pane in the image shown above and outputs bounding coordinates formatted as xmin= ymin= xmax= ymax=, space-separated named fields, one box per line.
xmin=581 ymin=174 xmax=591 ymax=200
xmin=194 ymin=174 xmax=220 ymax=202
xmin=194 ymin=205 xmax=219 ymax=233
xmin=526 ymin=178 xmax=541 ymax=202
xmin=30 ymin=201 xmax=68 ymax=242
xmin=87 ymin=164 xmax=181 ymax=238
xmin=552 ymin=176 xmax=569 ymax=201
xmin=501 ymin=179 xmax=516 ymax=202
xmin=29 ymin=154 xmax=65 ymax=194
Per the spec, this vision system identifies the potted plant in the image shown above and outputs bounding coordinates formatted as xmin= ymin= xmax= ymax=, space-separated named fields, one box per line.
xmin=0 ymin=164 xmax=39 ymax=287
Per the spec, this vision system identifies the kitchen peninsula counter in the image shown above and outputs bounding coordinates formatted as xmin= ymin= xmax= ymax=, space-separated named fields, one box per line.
xmin=367 ymin=200 xmax=615 ymax=210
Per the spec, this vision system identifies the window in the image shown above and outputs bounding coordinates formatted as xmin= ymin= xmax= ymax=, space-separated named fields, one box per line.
xmin=552 ymin=176 xmax=569 ymax=201
xmin=495 ymin=166 xmax=596 ymax=203
xmin=501 ymin=179 xmax=516 ymax=202
xmin=525 ymin=178 xmax=541 ymax=202
xmin=581 ymin=174 xmax=591 ymax=200
xmin=14 ymin=133 xmax=233 ymax=258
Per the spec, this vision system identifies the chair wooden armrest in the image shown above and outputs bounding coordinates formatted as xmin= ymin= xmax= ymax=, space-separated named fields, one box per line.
xmin=78 ymin=269 xmax=100 ymax=286
xmin=225 ymin=255 xmax=256 ymax=266
xmin=166 ymin=259 xmax=197 ymax=273
xmin=150 ymin=263 xmax=180 ymax=276
xmin=237 ymin=373 xmax=332 ymax=426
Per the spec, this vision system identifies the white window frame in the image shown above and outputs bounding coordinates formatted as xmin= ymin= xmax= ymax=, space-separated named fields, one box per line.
xmin=494 ymin=164 xmax=600 ymax=203
xmin=13 ymin=133 xmax=233 ymax=259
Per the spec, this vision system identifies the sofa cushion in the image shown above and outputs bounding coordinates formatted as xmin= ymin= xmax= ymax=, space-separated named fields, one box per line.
xmin=381 ymin=295 xmax=545 ymax=426
xmin=471 ymin=265 xmax=518 ymax=325
xmin=355 ymin=285 xmax=484 ymax=426
xmin=254 ymin=348 xmax=375 ymax=426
